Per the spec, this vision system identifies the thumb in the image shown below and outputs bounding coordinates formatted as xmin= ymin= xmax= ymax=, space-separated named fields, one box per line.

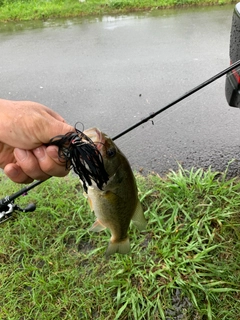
xmin=38 ymin=120 xmax=75 ymax=144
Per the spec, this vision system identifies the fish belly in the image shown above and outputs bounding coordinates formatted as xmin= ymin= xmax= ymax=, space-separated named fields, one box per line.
xmin=88 ymin=188 xmax=131 ymax=237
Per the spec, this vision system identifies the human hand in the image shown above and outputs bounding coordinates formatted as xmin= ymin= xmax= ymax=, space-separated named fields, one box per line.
xmin=0 ymin=99 xmax=75 ymax=183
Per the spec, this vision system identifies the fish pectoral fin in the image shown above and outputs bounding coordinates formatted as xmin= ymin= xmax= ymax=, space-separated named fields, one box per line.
xmin=89 ymin=220 xmax=106 ymax=232
xmin=103 ymin=190 xmax=122 ymax=203
xmin=132 ymin=200 xmax=147 ymax=231
xmin=87 ymin=197 xmax=94 ymax=211
xmin=106 ymin=237 xmax=130 ymax=258
xmin=82 ymin=190 xmax=94 ymax=211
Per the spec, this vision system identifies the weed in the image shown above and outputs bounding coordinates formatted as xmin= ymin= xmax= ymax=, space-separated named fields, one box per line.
xmin=0 ymin=166 xmax=239 ymax=319
xmin=0 ymin=0 xmax=235 ymax=21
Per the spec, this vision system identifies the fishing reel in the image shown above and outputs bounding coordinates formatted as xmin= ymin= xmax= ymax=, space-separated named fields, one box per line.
xmin=0 ymin=180 xmax=42 ymax=224
xmin=0 ymin=201 xmax=36 ymax=224
xmin=0 ymin=127 xmax=109 ymax=225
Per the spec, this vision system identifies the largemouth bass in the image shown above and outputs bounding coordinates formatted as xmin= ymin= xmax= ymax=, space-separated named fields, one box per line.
xmin=83 ymin=127 xmax=147 ymax=258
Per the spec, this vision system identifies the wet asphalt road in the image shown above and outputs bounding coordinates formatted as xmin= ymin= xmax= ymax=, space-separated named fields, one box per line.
xmin=1 ymin=5 xmax=240 ymax=177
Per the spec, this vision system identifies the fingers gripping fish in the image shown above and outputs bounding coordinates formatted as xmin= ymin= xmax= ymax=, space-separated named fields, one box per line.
xmin=83 ymin=127 xmax=147 ymax=258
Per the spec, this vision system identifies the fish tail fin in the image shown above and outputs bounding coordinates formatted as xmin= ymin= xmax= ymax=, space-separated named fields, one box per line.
xmin=132 ymin=200 xmax=147 ymax=231
xmin=105 ymin=237 xmax=130 ymax=258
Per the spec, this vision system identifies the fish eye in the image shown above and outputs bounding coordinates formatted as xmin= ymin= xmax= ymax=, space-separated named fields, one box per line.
xmin=106 ymin=147 xmax=116 ymax=158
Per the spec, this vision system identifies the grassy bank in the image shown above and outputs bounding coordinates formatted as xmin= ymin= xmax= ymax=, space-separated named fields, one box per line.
xmin=0 ymin=0 xmax=235 ymax=21
xmin=0 ymin=166 xmax=240 ymax=319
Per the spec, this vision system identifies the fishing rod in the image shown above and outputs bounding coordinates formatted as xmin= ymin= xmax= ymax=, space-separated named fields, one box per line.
xmin=112 ymin=59 xmax=240 ymax=140
xmin=1 ymin=60 xmax=240 ymax=223
xmin=0 ymin=180 xmax=43 ymax=223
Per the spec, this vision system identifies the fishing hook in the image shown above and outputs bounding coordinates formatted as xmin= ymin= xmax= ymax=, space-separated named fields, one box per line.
xmin=1 ymin=60 xmax=240 ymax=224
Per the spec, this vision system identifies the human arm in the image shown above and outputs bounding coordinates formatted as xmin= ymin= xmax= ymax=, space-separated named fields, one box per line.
xmin=0 ymin=99 xmax=75 ymax=183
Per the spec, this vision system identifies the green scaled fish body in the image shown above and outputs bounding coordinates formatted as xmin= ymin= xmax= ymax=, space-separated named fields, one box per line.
xmin=83 ymin=127 xmax=147 ymax=258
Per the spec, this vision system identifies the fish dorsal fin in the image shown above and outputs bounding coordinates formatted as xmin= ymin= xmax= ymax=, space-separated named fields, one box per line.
xmin=131 ymin=200 xmax=147 ymax=231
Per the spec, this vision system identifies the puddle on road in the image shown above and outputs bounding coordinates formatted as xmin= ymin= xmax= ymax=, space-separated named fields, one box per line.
xmin=0 ymin=4 xmax=234 ymax=35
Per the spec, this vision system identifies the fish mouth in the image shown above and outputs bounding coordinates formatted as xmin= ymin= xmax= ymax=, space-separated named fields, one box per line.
xmin=83 ymin=127 xmax=104 ymax=150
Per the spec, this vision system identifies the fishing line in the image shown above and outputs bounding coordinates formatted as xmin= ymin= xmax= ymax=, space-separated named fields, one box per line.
xmin=113 ymin=101 xmax=186 ymax=152
xmin=146 ymin=66 xmax=240 ymax=141
xmin=1 ymin=60 xmax=240 ymax=220
xmin=120 ymin=70 xmax=240 ymax=173
xmin=144 ymin=73 xmax=227 ymax=131
xmin=111 ymin=62 xmax=240 ymax=152
xmin=112 ymin=60 xmax=240 ymax=141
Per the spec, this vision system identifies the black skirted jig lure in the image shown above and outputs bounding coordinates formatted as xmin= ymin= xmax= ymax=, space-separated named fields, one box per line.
xmin=48 ymin=128 xmax=109 ymax=193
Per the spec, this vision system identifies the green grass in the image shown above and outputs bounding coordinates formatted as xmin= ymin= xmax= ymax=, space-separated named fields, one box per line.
xmin=0 ymin=0 xmax=234 ymax=22
xmin=0 ymin=165 xmax=240 ymax=319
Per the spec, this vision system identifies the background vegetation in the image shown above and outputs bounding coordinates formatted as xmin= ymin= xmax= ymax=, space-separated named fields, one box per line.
xmin=0 ymin=166 xmax=240 ymax=319
xmin=1 ymin=0 xmax=239 ymax=318
xmin=0 ymin=0 xmax=235 ymax=21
